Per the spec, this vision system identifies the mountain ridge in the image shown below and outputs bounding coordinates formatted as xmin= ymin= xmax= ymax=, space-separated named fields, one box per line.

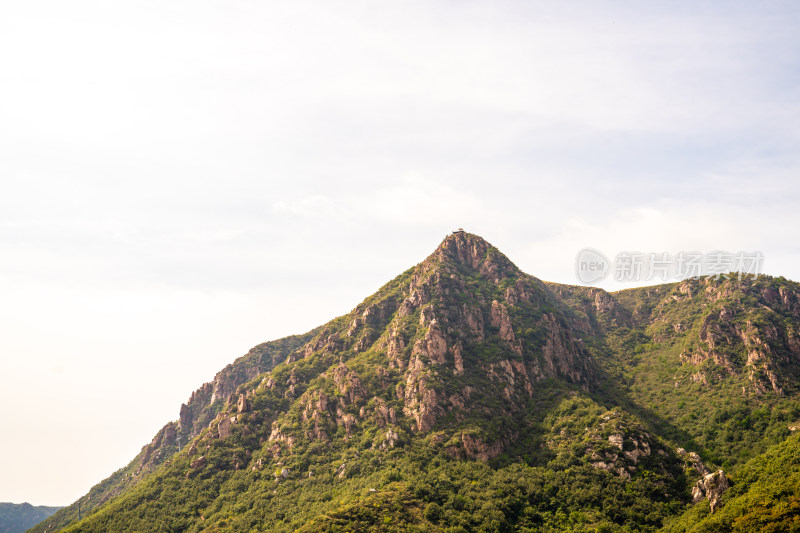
xmin=0 ymin=502 xmax=60 ymax=533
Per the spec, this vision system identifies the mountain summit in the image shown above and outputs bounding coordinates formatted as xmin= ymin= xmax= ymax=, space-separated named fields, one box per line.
xmin=427 ymin=230 xmax=519 ymax=277
xmin=34 ymin=234 xmax=800 ymax=532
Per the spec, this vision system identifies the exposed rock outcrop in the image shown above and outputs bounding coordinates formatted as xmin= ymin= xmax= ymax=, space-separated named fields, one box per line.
xmin=692 ymin=470 xmax=730 ymax=513
xmin=402 ymin=355 xmax=439 ymax=432
xmin=491 ymin=300 xmax=522 ymax=355
xmin=460 ymin=432 xmax=506 ymax=461
xmin=677 ymin=279 xmax=800 ymax=394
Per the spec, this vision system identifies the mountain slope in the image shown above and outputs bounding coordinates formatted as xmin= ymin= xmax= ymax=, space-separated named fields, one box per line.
xmin=662 ymin=431 xmax=800 ymax=532
xmin=551 ymin=275 xmax=800 ymax=467
xmin=30 ymin=332 xmax=318 ymax=533
xmin=34 ymin=232 xmax=800 ymax=532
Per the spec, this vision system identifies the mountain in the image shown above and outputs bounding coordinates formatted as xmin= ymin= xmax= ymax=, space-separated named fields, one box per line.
xmin=0 ymin=503 xmax=60 ymax=533
xmin=31 ymin=232 xmax=800 ymax=532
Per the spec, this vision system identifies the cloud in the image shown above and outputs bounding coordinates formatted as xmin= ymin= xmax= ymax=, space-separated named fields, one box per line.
xmin=273 ymin=195 xmax=345 ymax=219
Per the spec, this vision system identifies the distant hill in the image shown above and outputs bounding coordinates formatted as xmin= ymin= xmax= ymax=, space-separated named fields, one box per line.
xmin=31 ymin=232 xmax=800 ymax=531
xmin=0 ymin=503 xmax=60 ymax=533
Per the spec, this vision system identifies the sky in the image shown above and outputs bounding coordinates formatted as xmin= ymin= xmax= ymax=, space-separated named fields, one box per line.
xmin=1 ymin=0 xmax=799 ymax=506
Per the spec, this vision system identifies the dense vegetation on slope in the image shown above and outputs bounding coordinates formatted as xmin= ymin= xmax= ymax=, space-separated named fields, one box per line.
xmin=552 ymin=275 xmax=800 ymax=469
xmin=61 ymin=391 xmax=688 ymax=532
xmin=663 ymin=431 xmax=800 ymax=532
xmin=36 ymin=233 xmax=800 ymax=532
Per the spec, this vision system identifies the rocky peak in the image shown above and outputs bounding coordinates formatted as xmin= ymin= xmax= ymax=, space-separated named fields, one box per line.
xmin=426 ymin=231 xmax=519 ymax=282
xmin=198 ymin=231 xmax=595 ymax=466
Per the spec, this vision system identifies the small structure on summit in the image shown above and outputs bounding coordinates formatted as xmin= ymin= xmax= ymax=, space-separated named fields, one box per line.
xmin=454 ymin=227 xmax=465 ymax=233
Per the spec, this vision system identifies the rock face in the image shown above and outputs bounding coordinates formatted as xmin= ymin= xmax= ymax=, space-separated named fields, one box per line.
xmin=137 ymin=422 xmax=177 ymax=474
xmin=177 ymin=332 xmax=317 ymax=440
xmin=402 ymin=355 xmax=439 ymax=432
xmin=460 ymin=432 xmax=506 ymax=461
xmin=677 ymin=448 xmax=711 ymax=476
xmin=692 ymin=470 xmax=731 ymax=513
xmin=657 ymin=277 xmax=800 ymax=394
xmin=363 ymin=232 xmax=595 ymax=452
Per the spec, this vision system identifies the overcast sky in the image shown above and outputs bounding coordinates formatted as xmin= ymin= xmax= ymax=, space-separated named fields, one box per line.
xmin=2 ymin=0 xmax=799 ymax=505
